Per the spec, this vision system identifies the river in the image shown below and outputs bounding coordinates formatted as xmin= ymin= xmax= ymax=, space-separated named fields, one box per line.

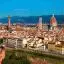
xmin=2 ymin=50 xmax=64 ymax=64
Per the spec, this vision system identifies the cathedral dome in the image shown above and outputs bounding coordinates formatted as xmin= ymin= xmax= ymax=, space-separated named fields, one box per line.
xmin=50 ymin=14 xmax=57 ymax=26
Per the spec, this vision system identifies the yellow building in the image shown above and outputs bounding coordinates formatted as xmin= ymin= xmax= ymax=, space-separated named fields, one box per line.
xmin=48 ymin=41 xmax=64 ymax=54
xmin=48 ymin=41 xmax=55 ymax=51
xmin=55 ymin=41 xmax=64 ymax=54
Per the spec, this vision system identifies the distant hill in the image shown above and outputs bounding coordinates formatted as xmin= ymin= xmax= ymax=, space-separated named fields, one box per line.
xmin=0 ymin=15 xmax=64 ymax=24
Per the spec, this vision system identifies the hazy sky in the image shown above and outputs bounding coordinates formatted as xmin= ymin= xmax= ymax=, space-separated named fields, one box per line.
xmin=0 ymin=0 xmax=64 ymax=17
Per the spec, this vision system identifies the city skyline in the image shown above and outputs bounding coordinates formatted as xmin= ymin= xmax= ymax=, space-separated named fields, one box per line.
xmin=0 ymin=0 xmax=64 ymax=17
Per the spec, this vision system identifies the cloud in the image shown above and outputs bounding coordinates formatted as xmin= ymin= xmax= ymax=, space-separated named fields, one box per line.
xmin=11 ymin=9 xmax=30 ymax=16
xmin=13 ymin=9 xmax=29 ymax=12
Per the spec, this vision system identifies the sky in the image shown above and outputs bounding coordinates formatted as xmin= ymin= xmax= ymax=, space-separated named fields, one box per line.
xmin=0 ymin=0 xmax=64 ymax=17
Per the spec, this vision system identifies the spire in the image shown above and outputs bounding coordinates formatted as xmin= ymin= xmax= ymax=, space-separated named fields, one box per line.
xmin=52 ymin=14 xmax=54 ymax=17
xmin=38 ymin=17 xmax=42 ymax=30
xmin=8 ymin=15 xmax=10 ymax=19
xmin=8 ymin=15 xmax=11 ymax=29
xmin=39 ymin=17 xmax=42 ymax=23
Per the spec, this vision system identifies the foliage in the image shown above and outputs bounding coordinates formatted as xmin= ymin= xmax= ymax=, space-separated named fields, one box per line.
xmin=3 ymin=50 xmax=30 ymax=64
xmin=0 ymin=39 xmax=3 ymax=44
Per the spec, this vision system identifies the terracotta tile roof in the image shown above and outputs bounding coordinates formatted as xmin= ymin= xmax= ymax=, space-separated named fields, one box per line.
xmin=55 ymin=41 xmax=64 ymax=47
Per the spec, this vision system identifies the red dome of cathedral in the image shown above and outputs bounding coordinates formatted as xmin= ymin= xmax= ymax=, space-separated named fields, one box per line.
xmin=50 ymin=14 xmax=57 ymax=26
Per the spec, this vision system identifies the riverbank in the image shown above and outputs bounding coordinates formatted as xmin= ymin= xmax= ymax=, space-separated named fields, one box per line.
xmin=6 ymin=48 xmax=64 ymax=59
xmin=3 ymin=48 xmax=64 ymax=64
